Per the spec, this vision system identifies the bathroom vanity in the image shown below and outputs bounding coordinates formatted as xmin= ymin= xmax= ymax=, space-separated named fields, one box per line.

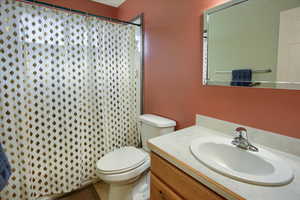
xmin=148 ymin=115 xmax=300 ymax=200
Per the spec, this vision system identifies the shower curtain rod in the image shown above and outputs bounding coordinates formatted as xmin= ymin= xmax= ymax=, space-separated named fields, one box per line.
xmin=20 ymin=0 xmax=141 ymax=27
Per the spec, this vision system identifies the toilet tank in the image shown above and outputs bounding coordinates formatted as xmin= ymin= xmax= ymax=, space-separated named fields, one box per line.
xmin=139 ymin=114 xmax=176 ymax=152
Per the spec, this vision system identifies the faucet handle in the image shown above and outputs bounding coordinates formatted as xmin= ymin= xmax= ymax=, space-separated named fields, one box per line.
xmin=235 ymin=127 xmax=247 ymax=133
xmin=234 ymin=127 xmax=248 ymax=139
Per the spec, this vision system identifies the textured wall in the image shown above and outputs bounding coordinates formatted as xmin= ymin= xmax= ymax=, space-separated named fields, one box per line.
xmin=117 ymin=0 xmax=300 ymax=139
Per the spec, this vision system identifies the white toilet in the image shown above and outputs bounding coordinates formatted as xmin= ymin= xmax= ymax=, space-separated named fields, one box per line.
xmin=96 ymin=114 xmax=176 ymax=200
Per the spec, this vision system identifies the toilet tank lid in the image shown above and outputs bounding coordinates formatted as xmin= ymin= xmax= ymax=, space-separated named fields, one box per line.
xmin=139 ymin=114 xmax=176 ymax=128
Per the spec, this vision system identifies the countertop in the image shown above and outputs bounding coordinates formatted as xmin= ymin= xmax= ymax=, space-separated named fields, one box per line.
xmin=148 ymin=125 xmax=300 ymax=200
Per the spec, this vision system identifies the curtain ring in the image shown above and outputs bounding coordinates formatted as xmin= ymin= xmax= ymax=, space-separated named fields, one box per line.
xmin=85 ymin=12 xmax=90 ymax=20
xmin=68 ymin=7 xmax=72 ymax=16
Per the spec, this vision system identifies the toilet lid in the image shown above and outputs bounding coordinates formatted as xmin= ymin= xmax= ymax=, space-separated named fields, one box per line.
xmin=96 ymin=147 xmax=147 ymax=174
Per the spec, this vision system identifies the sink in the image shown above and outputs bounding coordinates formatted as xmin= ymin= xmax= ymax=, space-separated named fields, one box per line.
xmin=190 ymin=136 xmax=294 ymax=186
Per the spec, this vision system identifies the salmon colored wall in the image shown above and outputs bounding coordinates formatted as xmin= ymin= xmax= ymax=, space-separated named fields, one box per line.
xmin=20 ymin=0 xmax=117 ymax=18
xmin=118 ymin=0 xmax=300 ymax=139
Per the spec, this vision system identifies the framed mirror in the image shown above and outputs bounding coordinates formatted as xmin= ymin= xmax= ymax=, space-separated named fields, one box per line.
xmin=203 ymin=0 xmax=300 ymax=90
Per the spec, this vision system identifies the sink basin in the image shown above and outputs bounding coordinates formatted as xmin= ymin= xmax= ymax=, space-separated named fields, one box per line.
xmin=190 ymin=136 xmax=294 ymax=186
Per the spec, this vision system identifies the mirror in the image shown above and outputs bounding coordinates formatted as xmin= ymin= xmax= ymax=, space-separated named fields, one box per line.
xmin=203 ymin=0 xmax=300 ymax=89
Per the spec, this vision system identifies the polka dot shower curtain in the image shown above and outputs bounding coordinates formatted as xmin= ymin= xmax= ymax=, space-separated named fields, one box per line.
xmin=0 ymin=0 xmax=140 ymax=199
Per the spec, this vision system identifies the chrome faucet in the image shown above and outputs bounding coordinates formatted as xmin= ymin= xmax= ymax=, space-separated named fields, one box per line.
xmin=232 ymin=127 xmax=258 ymax=152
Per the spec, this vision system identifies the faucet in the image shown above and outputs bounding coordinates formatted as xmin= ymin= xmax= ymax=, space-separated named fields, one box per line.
xmin=232 ymin=127 xmax=258 ymax=152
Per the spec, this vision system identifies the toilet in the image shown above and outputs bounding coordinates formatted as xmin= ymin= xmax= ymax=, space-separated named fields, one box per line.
xmin=96 ymin=114 xmax=176 ymax=200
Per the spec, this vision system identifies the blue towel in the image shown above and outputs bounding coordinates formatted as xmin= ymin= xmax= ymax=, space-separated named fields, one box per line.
xmin=0 ymin=143 xmax=11 ymax=191
xmin=230 ymin=69 xmax=252 ymax=87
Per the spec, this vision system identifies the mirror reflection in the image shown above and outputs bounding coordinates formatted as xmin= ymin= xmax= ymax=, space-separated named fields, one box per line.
xmin=204 ymin=0 xmax=300 ymax=89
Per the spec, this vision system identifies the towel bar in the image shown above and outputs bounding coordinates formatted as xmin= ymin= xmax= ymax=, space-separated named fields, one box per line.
xmin=216 ymin=69 xmax=272 ymax=74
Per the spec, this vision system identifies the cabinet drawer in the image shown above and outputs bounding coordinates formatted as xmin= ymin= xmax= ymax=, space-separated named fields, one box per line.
xmin=151 ymin=153 xmax=225 ymax=200
xmin=151 ymin=173 xmax=183 ymax=200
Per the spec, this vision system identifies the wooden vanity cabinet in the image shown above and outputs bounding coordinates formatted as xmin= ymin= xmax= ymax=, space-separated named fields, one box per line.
xmin=151 ymin=174 xmax=183 ymax=200
xmin=150 ymin=153 xmax=226 ymax=200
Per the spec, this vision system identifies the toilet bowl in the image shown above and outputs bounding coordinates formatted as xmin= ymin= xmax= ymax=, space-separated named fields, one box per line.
xmin=96 ymin=114 xmax=176 ymax=200
xmin=96 ymin=147 xmax=150 ymax=200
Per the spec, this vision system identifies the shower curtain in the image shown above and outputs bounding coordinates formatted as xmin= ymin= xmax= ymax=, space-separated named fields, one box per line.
xmin=0 ymin=0 xmax=140 ymax=199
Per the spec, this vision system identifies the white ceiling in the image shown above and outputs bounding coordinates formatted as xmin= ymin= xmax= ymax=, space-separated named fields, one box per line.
xmin=91 ymin=0 xmax=127 ymax=7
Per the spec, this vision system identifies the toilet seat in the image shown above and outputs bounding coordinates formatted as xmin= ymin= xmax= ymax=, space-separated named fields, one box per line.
xmin=96 ymin=147 xmax=150 ymax=183
xmin=97 ymin=158 xmax=150 ymax=183
xmin=97 ymin=147 xmax=148 ymax=175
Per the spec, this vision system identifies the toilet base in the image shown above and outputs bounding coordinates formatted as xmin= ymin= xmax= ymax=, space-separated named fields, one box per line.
xmin=108 ymin=170 xmax=150 ymax=200
xmin=107 ymin=177 xmax=139 ymax=200
xmin=108 ymin=182 xmax=133 ymax=200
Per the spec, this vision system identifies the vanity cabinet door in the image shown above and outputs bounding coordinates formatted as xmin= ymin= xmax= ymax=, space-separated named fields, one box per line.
xmin=151 ymin=153 xmax=226 ymax=200
xmin=150 ymin=174 xmax=183 ymax=200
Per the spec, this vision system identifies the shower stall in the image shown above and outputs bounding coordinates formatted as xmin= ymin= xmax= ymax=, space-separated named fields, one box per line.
xmin=0 ymin=0 xmax=143 ymax=199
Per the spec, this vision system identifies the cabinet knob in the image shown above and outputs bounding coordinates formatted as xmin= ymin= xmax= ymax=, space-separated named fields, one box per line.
xmin=159 ymin=190 xmax=167 ymax=200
